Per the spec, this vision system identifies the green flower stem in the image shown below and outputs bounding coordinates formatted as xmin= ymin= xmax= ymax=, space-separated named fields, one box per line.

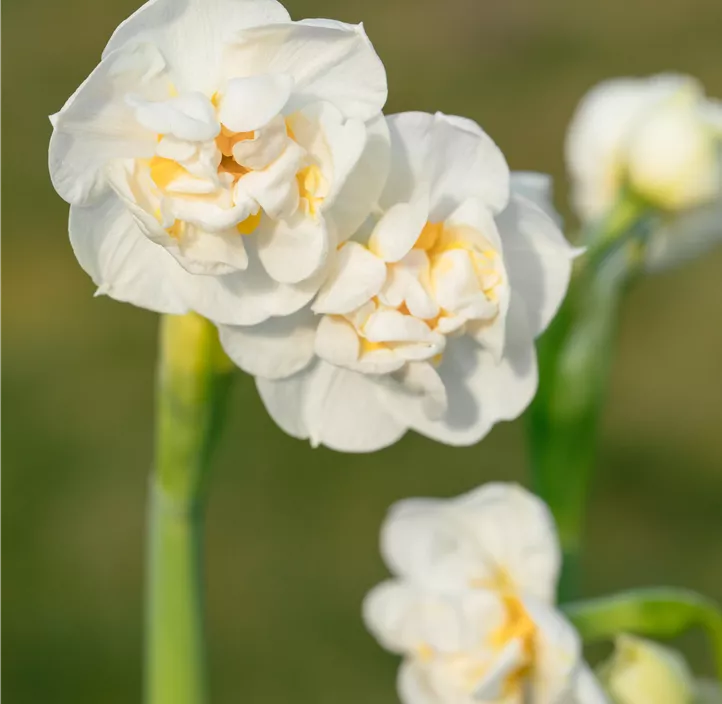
xmin=145 ymin=313 xmax=233 ymax=704
xmin=527 ymin=195 xmax=649 ymax=601
xmin=563 ymin=588 xmax=722 ymax=680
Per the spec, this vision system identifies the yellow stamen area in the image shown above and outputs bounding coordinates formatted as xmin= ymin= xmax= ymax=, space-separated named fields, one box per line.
xmin=488 ymin=595 xmax=537 ymax=695
xmin=166 ymin=220 xmax=184 ymax=240
xmin=236 ymin=210 xmax=262 ymax=235
xmin=297 ymin=164 xmax=325 ymax=217
xmin=216 ymin=124 xmax=255 ymax=158
xmin=417 ymin=643 xmax=435 ymax=663
xmin=149 ymin=156 xmax=189 ymax=191
xmin=360 ymin=338 xmax=386 ymax=354
xmin=414 ymin=221 xmax=444 ymax=251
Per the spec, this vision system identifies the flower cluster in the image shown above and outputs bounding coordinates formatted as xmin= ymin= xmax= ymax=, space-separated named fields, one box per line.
xmin=363 ymin=483 xmax=608 ymax=704
xmin=49 ymin=0 xmax=575 ymax=451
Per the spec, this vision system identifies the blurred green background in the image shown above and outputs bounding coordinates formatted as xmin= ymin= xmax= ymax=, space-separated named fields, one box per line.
xmin=4 ymin=0 xmax=722 ymax=701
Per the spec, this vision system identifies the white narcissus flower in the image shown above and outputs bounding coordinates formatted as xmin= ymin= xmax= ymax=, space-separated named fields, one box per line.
xmin=362 ymin=483 xmax=609 ymax=704
xmin=566 ymin=73 xmax=722 ymax=270
xmin=49 ymin=0 xmax=388 ymax=324
xmin=220 ymin=112 xmax=576 ymax=452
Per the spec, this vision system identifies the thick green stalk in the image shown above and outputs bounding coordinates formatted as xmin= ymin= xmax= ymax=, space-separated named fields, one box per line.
xmin=145 ymin=313 xmax=233 ymax=704
xmin=528 ymin=196 xmax=649 ymax=601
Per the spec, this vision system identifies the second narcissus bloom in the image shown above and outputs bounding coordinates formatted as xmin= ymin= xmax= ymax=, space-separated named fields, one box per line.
xmin=220 ymin=112 xmax=576 ymax=451
xmin=363 ymin=483 xmax=608 ymax=704
xmin=566 ymin=73 xmax=722 ymax=270
xmin=49 ymin=0 xmax=388 ymax=324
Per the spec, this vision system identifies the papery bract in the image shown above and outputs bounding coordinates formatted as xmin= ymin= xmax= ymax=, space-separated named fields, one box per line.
xmin=49 ymin=0 xmax=389 ymax=324
xmin=566 ymin=73 xmax=722 ymax=270
xmin=220 ymin=112 xmax=576 ymax=452
xmin=363 ymin=483 xmax=608 ymax=704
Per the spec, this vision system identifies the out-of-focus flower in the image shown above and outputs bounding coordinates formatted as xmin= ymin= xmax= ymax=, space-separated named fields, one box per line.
xmin=566 ymin=74 xmax=722 ymax=270
xmin=362 ymin=483 xmax=608 ymax=704
xmin=598 ymin=635 xmax=695 ymax=704
xmin=49 ymin=0 xmax=388 ymax=324
xmin=220 ymin=112 xmax=575 ymax=452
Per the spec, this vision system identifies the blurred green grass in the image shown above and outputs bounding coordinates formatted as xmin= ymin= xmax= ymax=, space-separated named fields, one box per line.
xmin=3 ymin=0 xmax=722 ymax=701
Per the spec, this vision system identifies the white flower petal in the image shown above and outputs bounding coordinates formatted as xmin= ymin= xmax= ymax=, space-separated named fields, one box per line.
xmin=379 ymin=497 xmax=478 ymax=586
xmin=232 ymin=115 xmax=288 ymax=170
xmin=510 ymin=171 xmax=562 ymax=225
xmin=645 ymin=200 xmax=722 ymax=271
xmin=181 ymin=239 xmax=324 ymax=325
xmin=314 ymin=315 xmax=360 ymax=367
xmin=312 ymin=241 xmax=386 ymax=315
xmin=256 ymin=360 xmax=407 ymax=451
xmin=238 ymin=139 xmax=304 ymax=218
xmin=525 ymin=598 xmax=582 ymax=704
xmin=566 ymin=665 xmax=609 ymax=704
xmin=177 ymin=224 xmax=249 ymax=275
xmin=69 ymin=193 xmax=187 ymax=314
xmin=397 ymin=661 xmax=440 ymax=704
xmin=218 ymin=73 xmax=293 ymax=132
xmin=498 ymin=191 xmax=576 ymax=336
xmin=225 ymin=20 xmax=387 ymax=120
xmin=386 ymin=362 xmax=448 ymax=420
xmin=128 ymin=91 xmax=220 ymax=141
xmin=385 ymin=295 xmax=537 ymax=446
xmin=363 ymin=582 xmax=503 ymax=655
xmin=368 ymin=199 xmax=429 ymax=263
xmin=382 ymin=112 xmax=510 ymax=220
xmin=327 ymin=114 xmax=391 ymax=241
xmin=255 ymin=210 xmax=329 ymax=283
xmin=455 ymin=483 xmax=561 ymax=602
xmin=218 ymin=307 xmax=316 ymax=379
xmin=364 ymin=310 xmax=440 ymax=344
xmin=49 ymin=43 xmax=167 ymax=205
xmin=103 ymin=0 xmax=291 ymax=94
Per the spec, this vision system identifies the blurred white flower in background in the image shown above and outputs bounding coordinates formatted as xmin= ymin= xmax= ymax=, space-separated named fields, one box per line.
xmin=566 ymin=73 xmax=722 ymax=269
xmin=598 ymin=634 xmax=722 ymax=704
xmin=49 ymin=0 xmax=388 ymax=324
xmin=363 ymin=483 xmax=608 ymax=704
xmin=220 ymin=112 xmax=576 ymax=451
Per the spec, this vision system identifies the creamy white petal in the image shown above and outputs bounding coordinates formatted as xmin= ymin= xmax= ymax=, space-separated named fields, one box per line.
xmin=218 ymin=73 xmax=293 ymax=132
xmin=256 ymin=360 xmax=407 ymax=451
xmin=368 ymin=199 xmax=429 ymax=262
xmin=398 ymin=661 xmax=442 ymax=704
xmin=314 ymin=315 xmax=360 ymax=367
xmin=181 ymin=239 xmax=323 ymax=325
xmin=49 ymin=43 xmax=167 ymax=205
xmin=364 ymin=310 xmax=440 ymax=344
xmin=312 ymin=241 xmax=386 ymax=315
xmin=497 ymin=192 xmax=576 ymax=336
xmin=238 ymin=139 xmax=304 ymax=218
xmin=218 ymin=307 xmax=316 ymax=379
xmin=69 ymin=193 xmax=187 ymax=313
xmin=525 ymin=597 xmax=581 ymax=704
xmin=510 ymin=171 xmax=562 ymax=225
xmin=385 ymin=296 xmax=537 ymax=447
xmin=224 ymin=20 xmax=387 ymax=120
xmin=364 ymin=581 xmax=504 ymax=655
xmin=177 ymin=224 xmax=249 ymax=274
xmin=645 ymin=200 xmax=722 ymax=271
xmin=327 ymin=114 xmax=391 ymax=242
xmin=382 ymin=112 xmax=509 ymax=220
xmin=103 ymin=0 xmax=291 ymax=94
xmin=232 ymin=115 xmax=288 ymax=170
xmin=128 ymin=91 xmax=220 ymax=141
xmin=255 ymin=210 xmax=329 ymax=283
xmin=380 ymin=497 xmax=481 ymax=587
xmin=455 ymin=483 xmax=561 ymax=603
xmin=388 ymin=362 xmax=448 ymax=420
xmin=565 ymin=665 xmax=609 ymax=704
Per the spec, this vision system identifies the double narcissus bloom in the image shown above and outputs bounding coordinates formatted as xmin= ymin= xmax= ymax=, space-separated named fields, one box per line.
xmin=220 ymin=112 xmax=576 ymax=451
xmin=49 ymin=0 xmax=388 ymax=324
xmin=566 ymin=74 xmax=722 ymax=269
xmin=363 ymin=483 xmax=609 ymax=704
